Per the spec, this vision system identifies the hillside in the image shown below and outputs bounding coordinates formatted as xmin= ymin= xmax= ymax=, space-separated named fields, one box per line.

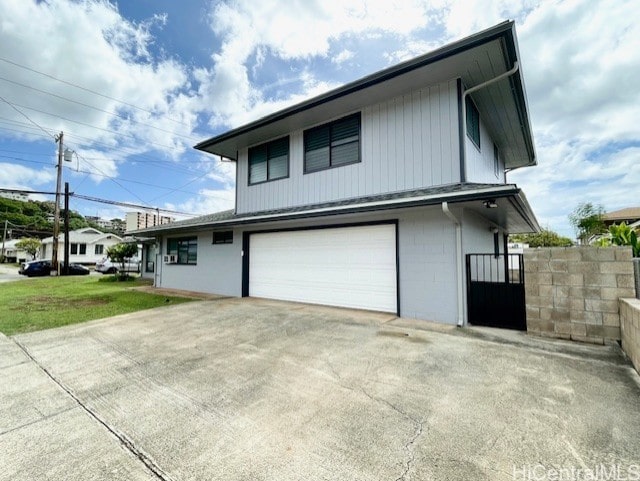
xmin=0 ymin=197 xmax=111 ymax=239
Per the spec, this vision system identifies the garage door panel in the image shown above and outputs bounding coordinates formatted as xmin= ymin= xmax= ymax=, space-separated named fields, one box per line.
xmin=249 ymin=225 xmax=397 ymax=313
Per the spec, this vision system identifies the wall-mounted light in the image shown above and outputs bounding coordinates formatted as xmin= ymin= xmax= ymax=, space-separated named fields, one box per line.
xmin=483 ymin=199 xmax=498 ymax=209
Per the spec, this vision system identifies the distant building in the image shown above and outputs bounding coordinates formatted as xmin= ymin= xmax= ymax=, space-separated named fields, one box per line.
xmin=0 ymin=191 xmax=29 ymax=201
xmin=126 ymin=212 xmax=173 ymax=233
xmin=602 ymin=207 xmax=640 ymax=229
xmin=86 ymin=216 xmax=126 ymax=234
xmin=40 ymin=227 xmax=123 ymax=265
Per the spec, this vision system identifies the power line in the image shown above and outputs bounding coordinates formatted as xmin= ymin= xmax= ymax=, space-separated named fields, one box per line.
xmin=0 ymin=75 xmax=200 ymax=142
xmin=0 ymin=56 xmax=191 ymax=127
xmin=0 ymin=94 xmax=56 ymax=140
xmin=0 ymin=187 xmax=196 ymax=217
xmin=5 ymin=100 xmax=188 ymax=152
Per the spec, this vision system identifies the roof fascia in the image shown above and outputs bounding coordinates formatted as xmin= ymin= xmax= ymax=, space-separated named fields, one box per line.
xmin=194 ymin=21 xmax=516 ymax=158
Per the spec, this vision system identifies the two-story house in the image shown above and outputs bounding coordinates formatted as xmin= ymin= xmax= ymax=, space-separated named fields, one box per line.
xmin=133 ymin=21 xmax=540 ymax=326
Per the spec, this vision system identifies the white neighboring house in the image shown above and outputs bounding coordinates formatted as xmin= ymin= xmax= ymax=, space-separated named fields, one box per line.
xmin=2 ymin=239 xmax=31 ymax=263
xmin=40 ymin=228 xmax=123 ymax=265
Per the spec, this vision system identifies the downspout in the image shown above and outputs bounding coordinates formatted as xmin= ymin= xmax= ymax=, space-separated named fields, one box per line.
xmin=442 ymin=202 xmax=464 ymax=327
xmin=461 ymin=61 xmax=519 ymax=182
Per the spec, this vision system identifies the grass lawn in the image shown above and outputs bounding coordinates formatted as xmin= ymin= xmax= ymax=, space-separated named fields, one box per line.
xmin=0 ymin=276 xmax=194 ymax=336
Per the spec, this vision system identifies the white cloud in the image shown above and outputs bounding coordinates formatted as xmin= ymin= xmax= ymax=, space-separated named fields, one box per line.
xmin=0 ymin=0 xmax=198 ymax=172
xmin=0 ymin=163 xmax=55 ymax=187
xmin=166 ymin=187 xmax=236 ymax=217
xmin=332 ymin=49 xmax=355 ymax=65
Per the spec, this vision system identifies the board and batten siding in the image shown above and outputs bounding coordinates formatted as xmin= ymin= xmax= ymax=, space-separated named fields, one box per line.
xmin=236 ymin=80 xmax=461 ymax=214
xmin=465 ymin=115 xmax=505 ymax=184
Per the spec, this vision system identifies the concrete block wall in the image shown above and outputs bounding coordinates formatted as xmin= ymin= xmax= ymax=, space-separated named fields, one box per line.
xmin=525 ymin=247 xmax=635 ymax=344
xmin=620 ymin=298 xmax=640 ymax=374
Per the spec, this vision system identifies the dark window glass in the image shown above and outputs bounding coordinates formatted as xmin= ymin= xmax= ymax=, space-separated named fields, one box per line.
xmin=79 ymin=243 xmax=86 ymax=255
xmin=304 ymin=113 xmax=361 ymax=173
xmin=493 ymin=143 xmax=500 ymax=176
xmin=213 ymin=231 xmax=233 ymax=244
xmin=71 ymin=243 xmax=78 ymax=255
xmin=466 ymin=97 xmax=480 ymax=148
xmin=248 ymin=136 xmax=289 ymax=184
xmin=167 ymin=237 xmax=197 ymax=265
xmin=95 ymin=244 xmax=104 ymax=255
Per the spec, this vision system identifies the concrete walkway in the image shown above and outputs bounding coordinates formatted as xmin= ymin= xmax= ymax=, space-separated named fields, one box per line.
xmin=1 ymin=298 xmax=639 ymax=480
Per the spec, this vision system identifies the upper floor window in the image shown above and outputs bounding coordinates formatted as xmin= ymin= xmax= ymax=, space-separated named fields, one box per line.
xmin=304 ymin=113 xmax=361 ymax=173
xmin=248 ymin=136 xmax=289 ymax=185
xmin=167 ymin=237 xmax=197 ymax=265
xmin=493 ymin=143 xmax=500 ymax=177
xmin=466 ymin=97 xmax=480 ymax=149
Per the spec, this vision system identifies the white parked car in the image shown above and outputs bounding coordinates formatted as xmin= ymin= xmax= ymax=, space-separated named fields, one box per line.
xmin=95 ymin=256 xmax=141 ymax=274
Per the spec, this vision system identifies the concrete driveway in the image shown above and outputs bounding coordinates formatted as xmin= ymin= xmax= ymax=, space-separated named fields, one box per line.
xmin=1 ymin=298 xmax=639 ymax=481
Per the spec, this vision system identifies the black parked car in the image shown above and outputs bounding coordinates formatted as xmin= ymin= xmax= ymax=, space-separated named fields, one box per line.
xmin=19 ymin=260 xmax=52 ymax=277
xmin=19 ymin=260 xmax=91 ymax=277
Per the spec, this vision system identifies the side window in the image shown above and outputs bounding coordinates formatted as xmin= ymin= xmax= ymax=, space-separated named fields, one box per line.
xmin=466 ymin=97 xmax=480 ymax=149
xmin=79 ymin=243 xmax=87 ymax=255
xmin=212 ymin=231 xmax=233 ymax=244
xmin=248 ymin=136 xmax=289 ymax=185
xmin=167 ymin=237 xmax=197 ymax=265
xmin=71 ymin=243 xmax=78 ymax=255
xmin=493 ymin=143 xmax=500 ymax=177
xmin=304 ymin=113 xmax=361 ymax=173
xmin=95 ymin=244 xmax=104 ymax=255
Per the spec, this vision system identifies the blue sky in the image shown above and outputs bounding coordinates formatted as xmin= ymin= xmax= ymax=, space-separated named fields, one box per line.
xmin=0 ymin=0 xmax=638 ymax=239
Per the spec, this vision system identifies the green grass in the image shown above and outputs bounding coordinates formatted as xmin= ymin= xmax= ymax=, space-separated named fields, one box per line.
xmin=0 ymin=276 xmax=194 ymax=336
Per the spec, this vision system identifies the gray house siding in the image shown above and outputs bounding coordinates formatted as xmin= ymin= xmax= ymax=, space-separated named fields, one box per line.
xmin=236 ymin=80 xmax=461 ymax=215
xmin=465 ymin=117 xmax=506 ymax=184
xmin=158 ymin=231 xmax=243 ymax=297
xmin=154 ymin=204 xmax=500 ymax=325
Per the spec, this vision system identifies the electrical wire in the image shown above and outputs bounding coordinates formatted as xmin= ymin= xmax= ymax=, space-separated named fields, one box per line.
xmin=0 ymin=94 xmax=56 ymax=140
xmin=0 ymin=75 xmax=200 ymax=142
xmin=0 ymin=56 xmax=191 ymax=127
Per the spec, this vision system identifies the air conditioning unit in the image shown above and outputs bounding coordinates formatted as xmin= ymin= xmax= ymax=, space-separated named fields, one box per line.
xmin=163 ymin=254 xmax=177 ymax=264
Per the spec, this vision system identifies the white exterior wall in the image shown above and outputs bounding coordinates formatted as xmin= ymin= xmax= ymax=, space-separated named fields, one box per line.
xmin=41 ymin=238 xmax=120 ymax=264
xmin=465 ymin=116 xmax=506 ymax=184
xmin=236 ymin=80 xmax=461 ymax=214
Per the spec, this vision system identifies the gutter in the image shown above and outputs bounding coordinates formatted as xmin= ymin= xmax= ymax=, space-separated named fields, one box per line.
xmin=461 ymin=61 xmax=520 ymax=181
xmin=441 ymin=202 xmax=464 ymax=327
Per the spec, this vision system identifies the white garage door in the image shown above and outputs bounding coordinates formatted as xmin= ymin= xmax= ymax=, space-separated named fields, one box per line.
xmin=249 ymin=224 xmax=397 ymax=313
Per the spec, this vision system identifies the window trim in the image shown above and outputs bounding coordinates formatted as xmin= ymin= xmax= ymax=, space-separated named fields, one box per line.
xmin=247 ymin=136 xmax=290 ymax=186
xmin=303 ymin=112 xmax=362 ymax=174
xmin=95 ymin=244 xmax=104 ymax=255
xmin=167 ymin=236 xmax=198 ymax=265
xmin=465 ymin=97 xmax=481 ymax=150
xmin=212 ymin=230 xmax=234 ymax=245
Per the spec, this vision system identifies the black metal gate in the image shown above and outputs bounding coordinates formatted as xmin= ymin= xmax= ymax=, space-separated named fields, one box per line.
xmin=466 ymin=254 xmax=526 ymax=330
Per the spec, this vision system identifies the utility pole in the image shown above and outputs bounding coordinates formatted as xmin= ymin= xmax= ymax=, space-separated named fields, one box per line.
xmin=63 ymin=182 xmax=70 ymax=276
xmin=52 ymin=132 xmax=63 ymax=275
xmin=1 ymin=220 xmax=7 ymax=263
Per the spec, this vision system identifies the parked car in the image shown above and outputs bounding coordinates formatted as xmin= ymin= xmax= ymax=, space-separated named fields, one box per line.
xmin=19 ymin=260 xmax=92 ymax=277
xmin=95 ymin=256 xmax=140 ymax=274
xmin=19 ymin=260 xmax=52 ymax=277
xmin=67 ymin=263 xmax=90 ymax=276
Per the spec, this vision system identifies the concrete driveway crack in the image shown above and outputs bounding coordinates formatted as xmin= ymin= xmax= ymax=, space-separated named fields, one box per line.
xmin=13 ymin=339 xmax=175 ymax=481
xmin=360 ymin=387 xmax=424 ymax=481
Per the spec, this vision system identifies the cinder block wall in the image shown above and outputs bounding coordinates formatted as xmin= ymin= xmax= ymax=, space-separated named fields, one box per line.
xmin=620 ymin=299 xmax=640 ymax=374
xmin=525 ymin=247 xmax=635 ymax=344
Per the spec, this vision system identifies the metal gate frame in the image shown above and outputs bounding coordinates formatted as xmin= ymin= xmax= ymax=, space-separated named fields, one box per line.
xmin=466 ymin=253 xmax=526 ymax=330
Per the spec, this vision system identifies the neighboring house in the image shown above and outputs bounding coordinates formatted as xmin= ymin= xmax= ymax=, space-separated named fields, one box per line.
xmin=132 ymin=21 xmax=540 ymax=326
xmin=602 ymin=207 xmax=640 ymax=229
xmin=2 ymin=239 xmax=31 ymax=263
xmin=40 ymin=228 xmax=123 ymax=265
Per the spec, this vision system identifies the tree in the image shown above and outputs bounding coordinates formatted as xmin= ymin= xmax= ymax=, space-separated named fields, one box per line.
xmin=106 ymin=242 xmax=139 ymax=280
xmin=510 ymin=229 xmax=574 ymax=247
xmin=568 ymin=203 xmax=607 ymax=244
xmin=15 ymin=238 xmax=42 ymax=260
